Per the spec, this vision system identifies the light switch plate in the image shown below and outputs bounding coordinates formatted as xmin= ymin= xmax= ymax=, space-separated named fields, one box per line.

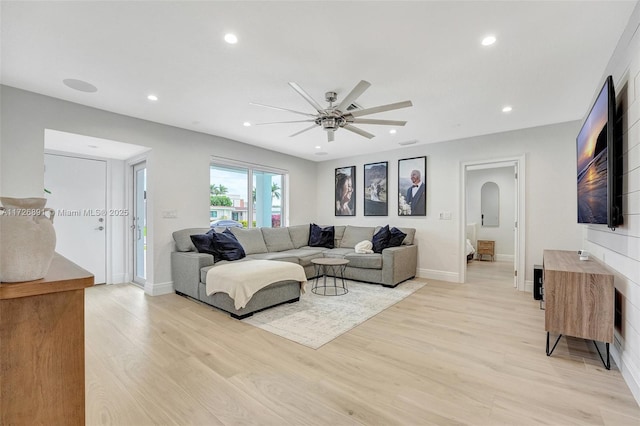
xmin=162 ymin=210 xmax=177 ymax=218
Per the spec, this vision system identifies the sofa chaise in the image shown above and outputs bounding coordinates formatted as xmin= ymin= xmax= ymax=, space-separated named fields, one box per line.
xmin=171 ymin=224 xmax=418 ymax=318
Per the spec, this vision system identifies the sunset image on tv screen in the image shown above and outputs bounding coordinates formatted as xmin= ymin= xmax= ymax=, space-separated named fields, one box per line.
xmin=577 ymin=81 xmax=609 ymax=224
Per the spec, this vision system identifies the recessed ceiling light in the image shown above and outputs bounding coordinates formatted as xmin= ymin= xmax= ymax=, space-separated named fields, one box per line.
xmin=243 ymin=122 xmax=251 ymax=127
xmin=398 ymin=140 xmax=417 ymax=146
xmin=502 ymin=106 xmax=513 ymax=113
xmin=224 ymin=33 xmax=238 ymax=44
xmin=63 ymin=78 xmax=97 ymax=93
xmin=147 ymin=94 xmax=158 ymax=101
xmin=481 ymin=35 xmax=496 ymax=46
xmin=389 ymin=129 xmax=397 ymax=134
xmin=315 ymin=145 xmax=321 ymax=149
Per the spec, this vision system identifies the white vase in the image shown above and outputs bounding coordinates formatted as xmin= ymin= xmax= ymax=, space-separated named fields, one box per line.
xmin=0 ymin=197 xmax=56 ymax=282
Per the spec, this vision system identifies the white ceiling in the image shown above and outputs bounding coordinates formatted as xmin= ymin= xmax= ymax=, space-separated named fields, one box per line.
xmin=2 ymin=1 xmax=637 ymax=162
xmin=44 ymin=129 xmax=151 ymax=160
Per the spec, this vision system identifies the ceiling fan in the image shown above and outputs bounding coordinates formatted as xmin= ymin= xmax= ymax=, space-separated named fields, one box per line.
xmin=250 ymin=80 xmax=412 ymax=143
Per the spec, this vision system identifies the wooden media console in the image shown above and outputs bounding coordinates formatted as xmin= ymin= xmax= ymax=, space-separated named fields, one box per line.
xmin=543 ymin=249 xmax=614 ymax=369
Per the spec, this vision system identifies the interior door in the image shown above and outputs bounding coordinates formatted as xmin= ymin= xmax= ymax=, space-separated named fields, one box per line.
xmin=44 ymin=153 xmax=107 ymax=283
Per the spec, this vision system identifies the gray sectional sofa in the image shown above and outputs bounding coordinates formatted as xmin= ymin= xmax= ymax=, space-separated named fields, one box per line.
xmin=171 ymin=224 xmax=418 ymax=318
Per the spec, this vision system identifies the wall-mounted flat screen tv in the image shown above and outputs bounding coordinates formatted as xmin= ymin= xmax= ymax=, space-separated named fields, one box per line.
xmin=576 ymin=75 xmax=622 ymax=229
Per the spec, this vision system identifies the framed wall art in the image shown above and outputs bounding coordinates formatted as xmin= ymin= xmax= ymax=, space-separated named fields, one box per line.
xmin=364 ymin=161 xmax=388 ymax=216
xmin=398 ymin=156 xmax=426 ymax=216
xmin=335 ymin=166 xmax=355 ymax=216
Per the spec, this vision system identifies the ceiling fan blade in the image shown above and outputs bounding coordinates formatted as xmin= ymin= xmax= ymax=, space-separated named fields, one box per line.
xmin=336 ymin=80 xmax=371 ymax=112
xmin=288 ymin=82 xmax=325 ymax=113
xmin=254 ymin=119 xmax=315 ymax=126
xmin=249 ymin=102 xmax=317 ymax=117
xmin=351 ymin=118 xmax=407 ymax=126
xmin=290 ymin=124 xmax=318 ymax=137
xmin=349 ymin=100 xmax=413 ymax=118
xmin=343 ymin=124 xmax=375 ymax=139
xmin=328 ymin=130 xmax=335 ymax=142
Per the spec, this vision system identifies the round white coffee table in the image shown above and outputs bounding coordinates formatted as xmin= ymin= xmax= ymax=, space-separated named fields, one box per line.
xmin=311 ymin=258 xmax=349 ymax=296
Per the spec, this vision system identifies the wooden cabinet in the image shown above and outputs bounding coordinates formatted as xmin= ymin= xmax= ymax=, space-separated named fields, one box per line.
xmin=543 ymin=250 xmax=614 ymax=368
xmin=476 ymin=240 xmax=495 ymax=261
xmin=1 ymin=254 xmax=93 ymax=425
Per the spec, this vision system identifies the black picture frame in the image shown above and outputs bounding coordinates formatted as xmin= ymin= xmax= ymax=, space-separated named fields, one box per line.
xmin=364 ymin=161 xmax=388 ymax=216
xmin=335 ymin=166 xmax=355 ymax=216
xmin=398 ymin=156 xmax=426 ymax=216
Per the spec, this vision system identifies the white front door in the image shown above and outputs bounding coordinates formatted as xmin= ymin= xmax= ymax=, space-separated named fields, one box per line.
xmin=44 ymin=154 xmax=107 ymax=283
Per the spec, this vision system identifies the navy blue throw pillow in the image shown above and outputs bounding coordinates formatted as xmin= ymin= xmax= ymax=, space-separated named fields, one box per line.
xmin=387 ymin=227 xmax=407 ymax=248
xmin=308 ymin=223 xmax=335 ymax=248
xmin=190 ymin=229 xmax=246 ymax=262
xmin=211 ymin=229 xmax=246 ymax=261
xmin=371 ymin=225 xmax=391 ymax=253
xmin=190 ymin=230 xmax=217 ymax=256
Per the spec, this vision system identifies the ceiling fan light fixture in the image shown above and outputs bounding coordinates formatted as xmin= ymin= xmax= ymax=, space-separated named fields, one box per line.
xmin=251 ymin=80 xmax=412 ymax=141
xmin=324 ymin=118 xmax=336 ymax=128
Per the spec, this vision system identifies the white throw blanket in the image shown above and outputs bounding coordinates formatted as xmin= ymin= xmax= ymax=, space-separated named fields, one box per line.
xmin=206 ymin=260 xmax=307 ymax=310
xmin=355 ymin=240 xmax=374 ymax=254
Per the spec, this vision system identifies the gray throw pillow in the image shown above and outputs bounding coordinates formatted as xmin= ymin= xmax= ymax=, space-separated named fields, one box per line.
xmin=288 ymin=224 xmax=310 ymax=248
xmin=262 ymin=227 xmax=294 ymax=252
xmin=341 ymin=226 xmax=375 ymax=248
xmin=229 ymin=227 xmax=268 ymax=254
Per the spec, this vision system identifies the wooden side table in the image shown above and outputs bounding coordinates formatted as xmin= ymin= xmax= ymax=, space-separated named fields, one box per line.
xmin=0 ymin=254 xmax=94 ymax=425
xmin=476 ymin=240 xmax=495 ymax=261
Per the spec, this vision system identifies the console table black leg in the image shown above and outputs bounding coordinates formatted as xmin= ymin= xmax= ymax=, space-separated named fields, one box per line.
xmin=593 ymin=341 xmax=611 ymax=370
xmin=546 ymin=332 xmax=562 ymax=356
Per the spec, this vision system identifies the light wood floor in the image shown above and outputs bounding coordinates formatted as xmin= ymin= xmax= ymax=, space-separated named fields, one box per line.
xmin=85 ymin=264 xmax=640 ymax=425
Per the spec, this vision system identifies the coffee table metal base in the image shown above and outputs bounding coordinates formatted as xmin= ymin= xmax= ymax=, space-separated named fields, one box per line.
xmin=311 ymin=259 xmax=349 ymax=296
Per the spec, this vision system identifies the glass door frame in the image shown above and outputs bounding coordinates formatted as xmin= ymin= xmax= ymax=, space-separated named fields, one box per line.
xmin=132 ymin=161 xmax=147 ymax=286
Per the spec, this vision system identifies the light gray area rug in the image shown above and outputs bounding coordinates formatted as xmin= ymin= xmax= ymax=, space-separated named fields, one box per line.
xmin=242 ymin=279 xmax=426 ymax=349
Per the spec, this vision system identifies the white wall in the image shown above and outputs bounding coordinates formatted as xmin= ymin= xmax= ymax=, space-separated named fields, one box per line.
xmin=315 ymin=121 xmax=583 ymax=284
xmin=466 ymin=167 xmax=515 ymax=259
xmin=0 ymin=86 xmax=318 ymax=294
xmin=583 ymin=1 xmax=640 ymax=405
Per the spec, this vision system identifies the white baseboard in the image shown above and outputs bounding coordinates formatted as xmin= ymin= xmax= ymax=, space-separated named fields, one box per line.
xmin=144 ymin=281 xmax=174 ymax=296
xmin=418 ymin=268 xmax=459 ymax=283
xmin=612 ymin=341 xmax=640 ymax=406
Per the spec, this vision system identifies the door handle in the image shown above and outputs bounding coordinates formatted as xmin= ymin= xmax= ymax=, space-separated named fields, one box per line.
xmin=95 ymin=226 xmax=104 ymax=231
